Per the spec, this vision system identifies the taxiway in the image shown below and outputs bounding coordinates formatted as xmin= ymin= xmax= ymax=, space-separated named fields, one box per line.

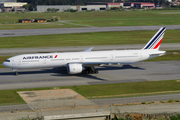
xmin=1 ymin=25 xmax=180 ymax=37
xmin=0 ymin=61 xmax=179 ymax=90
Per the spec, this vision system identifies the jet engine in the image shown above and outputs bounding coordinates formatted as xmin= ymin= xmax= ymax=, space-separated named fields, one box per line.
xmin=67 ymin=63 xmax=84 ymax=74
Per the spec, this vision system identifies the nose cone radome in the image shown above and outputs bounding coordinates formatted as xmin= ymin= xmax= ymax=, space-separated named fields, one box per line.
xmin=2 ymin=61 xmax=10 ymax=68
xmin=2 ymin=61 xmax=7 ymax=67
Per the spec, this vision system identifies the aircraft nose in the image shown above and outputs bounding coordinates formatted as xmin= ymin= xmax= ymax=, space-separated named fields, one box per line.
xmin=2 ymin=61 xmax=10 ymax=67
xmin=2 ymin=61 xmax=7 ymax=67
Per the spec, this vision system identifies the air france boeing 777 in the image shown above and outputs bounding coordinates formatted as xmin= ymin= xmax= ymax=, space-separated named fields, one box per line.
xmin=2 ymin=27 xmax=166 ymax=75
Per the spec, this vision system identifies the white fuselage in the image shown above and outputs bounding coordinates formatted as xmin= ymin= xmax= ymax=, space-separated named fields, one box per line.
xmin=2 ymin=27 xmax=167 ymax=74
xmin=2 ymin=49 xmax=165 ymax=69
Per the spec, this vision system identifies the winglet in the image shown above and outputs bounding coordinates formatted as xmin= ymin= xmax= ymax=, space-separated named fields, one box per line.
xmin=83 ymin=47 xmax=93 ymax=52
xmin=142 ymin=27 xmax=166 ymax=50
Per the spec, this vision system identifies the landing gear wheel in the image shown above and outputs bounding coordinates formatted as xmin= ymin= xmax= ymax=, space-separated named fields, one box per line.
xmin=86 ymin=66 xmax=99 ymax=74
xmin=12 ymin=69 xmax=18 ymax=76
xmin=15 ymin=72 xmax=18 ymax=76
xmin=94 ymin=70 xmax=99 ymax=74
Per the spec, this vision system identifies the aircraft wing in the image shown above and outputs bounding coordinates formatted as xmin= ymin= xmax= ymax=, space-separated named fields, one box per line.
xmin=83 ymin=47 xmax=93 ymax=52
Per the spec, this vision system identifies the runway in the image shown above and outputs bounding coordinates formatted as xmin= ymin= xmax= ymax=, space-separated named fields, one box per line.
xmin=1 ymin=25 xmax=180 ymax=37
xmin=0 ymin=61 xmax=180 ymax=90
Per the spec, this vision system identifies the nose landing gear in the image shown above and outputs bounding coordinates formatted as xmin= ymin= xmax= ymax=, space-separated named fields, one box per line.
xmin=12 ymin=69 xmax=18 ymax=76
xmin=15 ymin=71 xmax=18 ymax=76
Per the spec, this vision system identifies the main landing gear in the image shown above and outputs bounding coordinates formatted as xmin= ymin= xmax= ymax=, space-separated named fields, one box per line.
xmin=86 ymin=66 xmax=99 ymax=74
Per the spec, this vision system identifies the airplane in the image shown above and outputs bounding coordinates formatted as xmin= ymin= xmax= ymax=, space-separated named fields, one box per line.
xmin=2 ymin=27 xmax=166 ymax=76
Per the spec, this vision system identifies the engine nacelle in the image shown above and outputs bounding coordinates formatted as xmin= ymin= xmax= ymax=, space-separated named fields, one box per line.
xmin=67 ymin=63 xmax=84 ymax=74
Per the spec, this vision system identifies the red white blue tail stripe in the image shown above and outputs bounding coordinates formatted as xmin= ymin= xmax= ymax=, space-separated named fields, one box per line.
xmin=143 ymin=27 xmax=166 ymax=50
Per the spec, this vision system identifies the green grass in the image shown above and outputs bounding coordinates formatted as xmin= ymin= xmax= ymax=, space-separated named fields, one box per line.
xmin=0 ymin=22 xmax=81 ymax=30
xmin=1 ymin=11 xmax=180 ymax=29
xmin=67 ymin=80 xmax=180 ymax=97
xmin=69 ymin=11 xmax=180 ymax=27
xmin=0 ymin=90 xmax=25 ymax=105
xmin=0 ymin=87 xmax=54 ymax=105
xmin=168 ymin=99 xmax=174 ymax=103
xmin=1 ymin=80 xmax=180 ymax=105
xmin=68 ymin=11 xmax=180 ymax=27
xmin=0 ymin=29 xmax=180 ymax=48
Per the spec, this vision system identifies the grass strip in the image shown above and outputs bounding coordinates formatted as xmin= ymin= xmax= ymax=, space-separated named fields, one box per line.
xmin=1 ymin=11 xmax=180 ymax=29
xmin=88 ymin=90 xmax=180 ymax=99
xmin=0 ymin=30 xmax=180 ymax=48
xmin=0 ymin=22 xmax=82 ymax=30
xmin=1 ymin=80 xmax=180 ymax=105
xmin=68 ymin=80 xmax=180 ymax=97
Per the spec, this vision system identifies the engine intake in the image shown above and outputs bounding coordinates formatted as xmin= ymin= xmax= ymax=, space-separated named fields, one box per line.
xmin=67 ymin=63 xmax=84 ymax=74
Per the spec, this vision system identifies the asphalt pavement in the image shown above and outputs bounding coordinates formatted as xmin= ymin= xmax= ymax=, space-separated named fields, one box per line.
xmin=0 ymin=61 xmax=180 ymax=90
xmin=1 ymin=25 xmax=180 ymax=37
xmin=92 ymin=93 xmax=180 ymax=105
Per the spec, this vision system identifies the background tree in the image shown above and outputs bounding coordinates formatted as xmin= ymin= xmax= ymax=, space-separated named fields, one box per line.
xmin=46 ymin=8 xmax=59 ymax=12
xmin=28 ymin=4 xmax=34 ymax=11
xmin=22 ymin=3 xmax=34 ymax=11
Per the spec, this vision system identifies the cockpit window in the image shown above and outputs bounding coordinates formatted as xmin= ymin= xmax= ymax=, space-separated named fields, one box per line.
xmin=5 ymin=60 xmax=10 ymax=62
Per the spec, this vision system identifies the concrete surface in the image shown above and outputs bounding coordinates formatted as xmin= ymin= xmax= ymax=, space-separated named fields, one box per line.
xmin=18 ymin=89 xmax=95 ymax=110
xmin=92 ymin=93 xmax=180 ymax=105
xmin=1 ymin=103 xmax=180 ymax=120
xmin=0 ymin=61 xmax=180 ymax=90
xmin=44 ymin=112 xmax=110 ymax=120
xmin=1 ymin=25 xmax=180 ymax=37
xmin=116 ymin=103 xmax=180 ymax=114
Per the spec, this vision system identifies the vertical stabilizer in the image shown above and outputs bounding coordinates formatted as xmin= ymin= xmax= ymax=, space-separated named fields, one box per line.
xmin=142 ymin=27 xmax=166 ymax=50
